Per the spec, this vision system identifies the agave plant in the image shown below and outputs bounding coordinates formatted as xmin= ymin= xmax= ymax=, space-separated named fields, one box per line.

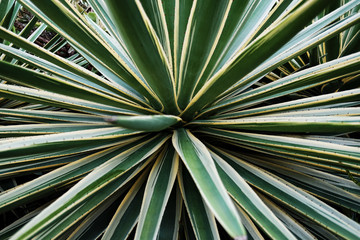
xmin=1 ymin=0 xmax=360 ymax=239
